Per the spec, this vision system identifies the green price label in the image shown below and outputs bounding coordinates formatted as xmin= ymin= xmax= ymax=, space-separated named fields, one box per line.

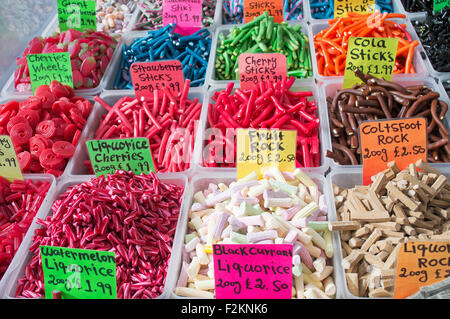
xmin=0 ymin=135 xmax=24 ymax=182
xmin=27 ymin=52 xmax=73 ymax=94
xmin=40 ymin=246 xmax=117 ymax=299
xmin=433 ymin=0 xmax=450 ymax=12
xmin=343 ymin=37 xmax=399 ymax=89
xmin=86 ymin=138 xmax=155 ymax=177
xmin=57 ymin=0 xmax=97 ymax=32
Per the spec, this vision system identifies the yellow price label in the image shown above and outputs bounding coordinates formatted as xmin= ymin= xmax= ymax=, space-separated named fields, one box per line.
xmin=0 ymin=135 xmax=24 ymax=182
xmin=334 ymin=0 xmax=375 ymax=17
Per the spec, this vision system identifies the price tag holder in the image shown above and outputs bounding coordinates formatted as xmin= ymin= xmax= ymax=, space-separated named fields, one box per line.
xmin=239 ymin=53 xmax=287 ymax=91
xmin=343 ymin=37 xmax=398 ymax=89
xmin=162 ymin=0 xmax=202 ymax=36
xmin=236 ymin=129 xmax=296 ymax=180
xmin=360 ymin=118 xmax=427 ymax=185
xmin=130 ymin=61 xmax=184 ymax=99
xmin=57 ymin=0 xmax=97 ymax=32
xmin=0 ymin=135 xmax=24 ymax=182
xmin=433 ymin=0 xmax=450 ymax=12
xmin=244 ymin=0 xmax=283 ymax=23
xmin=334 ymin=0 xmax=375 ymax=17
xmin=86 ymin=138 xmax=155 ymax=178
xmin=394 ymin=241 xmax=450 ymax=299
xmin=27 ymin=52 xmax=73 ymax=94
xmin=40 ymin=246 xmax=117 ymax=299
xmin=213 ymin=244 xmax=293 ymax=299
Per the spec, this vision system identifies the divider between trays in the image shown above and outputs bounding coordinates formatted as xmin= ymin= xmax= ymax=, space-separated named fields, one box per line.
xmin=1 ymin=172 xmax=190 ymax=299
xmin=319 ymin=76 xmax=450 ymax=170
xmin=168 ymin=168 xmax=345 ymax=299
xmin=327 ymin=164 xmax=450 ymax=299
xmin=66 ymin=88 xmax=207 ymax=178
xmin=0 ymin=173 xmax=57 ymax=298
xmin=308 ymin=17 xmax=429 ymax=83
xmin=193 ymin=81 xmax=331 ymax=174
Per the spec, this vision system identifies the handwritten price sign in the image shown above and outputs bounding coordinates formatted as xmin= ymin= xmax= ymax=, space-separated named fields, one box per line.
xmin=244 ymin=0 xmax=283 ymax=23
xmin=335 ymin=0 xmax=375 ymax=17
xmin=57 ymin=0 xmax=96 ymax=32
xmin=394 ymin=241 xmax=450 ymax=299
xmin=162 ymin=0 xmax=202 ymax=35
xmin=0 ymin=136 xmax=24 ymax=182
xmin=213 ymin=244 xmax=293 ymax=299
xmin=360 ymin=118 xmax=427 ymax=185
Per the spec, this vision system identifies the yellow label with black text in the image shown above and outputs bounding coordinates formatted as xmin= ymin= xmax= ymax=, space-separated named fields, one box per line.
xmin=236 ymin=129 xmax=296 ymax=179
xmin=0 ymin=135 xmax=24 ymax=182
xmin=335 ymin=0 xmax=375 ymax=17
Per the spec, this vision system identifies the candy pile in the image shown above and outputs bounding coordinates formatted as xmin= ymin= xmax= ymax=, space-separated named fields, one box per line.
xmin=0 ymin=178 xmax=51 ymax=279
xmin=14 ymin=29 xmax=118 ymax=92
xmin=330 ymin=160 xmax=450 ymax=298
xmin=114 ymin=25 xmax=211 ymax=88
xmin=204 ymin=79 xmax=320 ymax=168
xmin=15 ymin=171 xmax=184 ymax=299
xmin=215 ymin=12 xmax=312 ymax=80
xmin=132 ymin=0 xmax=217 ymax=31
xmin=0 ymin=81 xmax=93 ymax=176
xmin=96 ymin=0 xmax=137 ymax=35
xmin=222 ymin=0 xmax=304 ymax=24
xmin=444 ymin=79 xmax=450 ymax=99
xmin=86 ymin=79 xmax=200 ymax=173
xmin=412 ymin=8 xmax=450 ymax=73
xmin=309 ymin=0 xmax=393 ymax=19
xmin=314 ymin=12 xmax=418 ymax=76
xmin=326 ymin=71 xmax=450 ymax=165
xmin=175 ymin=168 xmax=336 ymax=299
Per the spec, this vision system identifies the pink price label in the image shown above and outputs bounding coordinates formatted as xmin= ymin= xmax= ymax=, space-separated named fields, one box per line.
xmin=130 ymin=61 xmax=184 ymax=99
xmin=239 ymin=53 xmax=287 ymax=91
xmin=213 ymin=244 xmax=293 ymax=299
xmin=163 ymin=0 xmax=202 ymax=36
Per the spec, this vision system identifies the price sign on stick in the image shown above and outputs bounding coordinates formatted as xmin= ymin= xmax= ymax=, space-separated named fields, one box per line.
xmin=334 ymin=0 xmax=376 ymax=17
xmin=86 ymin=138 xmax=155 ymax=178
xmin=244 ymin=0 xmax=284 ymax=23
xmin=57 ymin=0 xmax=97 ymax=32
xmin=360 ymin=118 xmax=427 ymax=185
xmin=394 ymin=241 xmax=450 ymax=299
xmin=213 ymin=244 xmax=293 ymax=299
xmin=239 ymin=53 xmax=287 ymax=91
xmin=40 ymin=246 xmax=117 ymax=299
xmin=0 ymin=135 xmax=24 ymax=182
xmin=130 ymin=61 xmax=184 ymax=99
xmin=27 ymin=52 xmax=73 ymax=94
xmin=236 ymin=129 xmax=297 ymax=179
xmin=343 ymin=37 xmax=398 ymax=89
xmin=162 ymin=0 xmax=202 ymax=35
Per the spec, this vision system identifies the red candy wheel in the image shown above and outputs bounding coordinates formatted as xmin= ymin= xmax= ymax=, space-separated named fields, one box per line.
xmin=28 ymin=158 xmax=42 ymax=172
xmin=37 ymin=90 xmax=56 ymax=109
xmin=39 ymin=148 xmax=65 ymax=169
xmin=24 ymin=96 xmax=42 ymax=110
xmin=7 ymin=116 xmax=29 ymax=134
xmin=52 ymin=141 xmax=75 ymax=159
xmin=63 ymin=123 xmax=77 ymax=141
xmin=34 ymin=85 xmax=50 ymax=97
xmin=17 ymin=151 xmax=32 ymax=170
xmin=36 ymin=120 xmax=56 ymax=138
xmin=53 ymin=118 xmax=67 ymax=137
xmin=10 ymin=122 xmax=33 ymax=145
xmin=1 ymin=100 xmax=19 ymax=113
xmin=29 ymin=136 xmax=47 ymax=158
xmin=17 ymin=109 xmax=40 ymax=127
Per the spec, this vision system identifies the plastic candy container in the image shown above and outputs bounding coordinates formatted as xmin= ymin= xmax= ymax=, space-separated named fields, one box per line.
xmin=14 ymin=29 xmax=118 ymax=92
xmin=15 ymin=171 xmax=184 ymax=299
xmin=114 ymin=25 xmax=211 ymax=88
xmin=0 ymin=81 xmax=93 ymax=176
xmin=0 ymin=178 xmax=51 ymax=279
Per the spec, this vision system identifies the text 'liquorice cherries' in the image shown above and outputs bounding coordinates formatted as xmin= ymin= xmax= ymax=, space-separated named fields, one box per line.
xmin=343 ymin=37 xmax=398 ymax=89
xmin=27 ymin=52 xmax=73 ymax=94
xmin=40 ymin=245 xmax=117 ymax=299
xmin=57 ymin=0 xmax=97 ymax=32
xmin=394 ymin=241 xmax=450 ymax=299
xmin=236 ymin=129 xmax=297 ymax=179
xmin=130 ymin=61 xmax=185 ymax=99
xmin=213 ymin=244 xmax=293 ymax=299
xmin=360 ymin=118 xmax=427 ymax=185
xmin=86 ymin=138 xmax=155 ymax=178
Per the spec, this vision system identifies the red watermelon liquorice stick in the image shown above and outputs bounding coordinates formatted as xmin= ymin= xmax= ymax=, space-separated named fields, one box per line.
xmin=15 ymin=171 xmax=183 ymax=299
xmin=204 ymin=77 xmax=321 ymax=168
xmin=87 ymin=79 xmax=200 ymax=173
